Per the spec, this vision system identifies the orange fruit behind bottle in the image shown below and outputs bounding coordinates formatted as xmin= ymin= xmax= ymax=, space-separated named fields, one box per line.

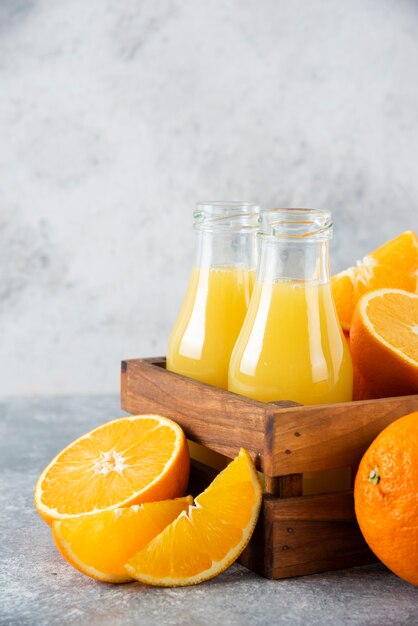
xmin=332 ymin=231 xmax=418 ymax=331
xmin=350 ymin=288 xmax=418 ymax=398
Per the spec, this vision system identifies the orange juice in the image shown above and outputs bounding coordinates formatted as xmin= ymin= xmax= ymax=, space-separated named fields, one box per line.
xmin=228 ymin=280 xmax=353 ymax=405
xmin=167 ymin=266 xmax=255 ymax=389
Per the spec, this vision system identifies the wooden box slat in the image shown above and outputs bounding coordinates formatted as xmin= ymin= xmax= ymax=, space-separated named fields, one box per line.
xmin=121 ymin=358 xmax=268 ymax=466
xmin=122 ymin=358 xmax=418 ymax=475
xmin=121 ymin=357 xmax=418 ymax=580
xmin=265 ymin=492 xmax=375 ymax=578
xmin=267 ymin=394 xmax=418 ymax=475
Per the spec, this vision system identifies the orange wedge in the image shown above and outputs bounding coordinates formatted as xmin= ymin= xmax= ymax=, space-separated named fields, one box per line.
xmin=52 ymin=496 xmax=193 ymax=583
xmin=35 ymin=415 xmax=190 ymax=525
xmin=125 ymin=448 xmax=262 ymax=587
xmin=350 ymin=288 xmax=418 ymax=398
xmin=332 ymin=231 xmax=418 ymax=330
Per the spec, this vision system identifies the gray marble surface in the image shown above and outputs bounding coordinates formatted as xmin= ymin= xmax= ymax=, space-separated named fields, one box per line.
xmin=1 ymin=395 xmax=418 ymax=626
xmin=1 ymin=0 xmax=418 ymax=398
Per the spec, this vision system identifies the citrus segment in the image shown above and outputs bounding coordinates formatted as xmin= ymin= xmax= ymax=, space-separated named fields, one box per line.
xmin=35 ymin=415 xmax=190 ymax=524
xmin=332 ymin=231 xmax=418 ymax=330
xmin=125 ymin=448 xmax=262 ymax=587
xmin=354 ymin=411 xmax=418 ymax=586
xmin=332 ymin=274 xmax=356 ymax=331
xmin=52 ymin=496 xmax=193 ymax=583
xmin=350 ymin=289 xmax=418 ymax=397
xmin=364 ymin=290 xmax=418 ymax=362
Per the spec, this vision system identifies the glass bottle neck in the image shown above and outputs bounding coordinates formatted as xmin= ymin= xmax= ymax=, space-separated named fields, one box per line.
xmin=257 ymin=236 xmax=331 ymax=284
xmin=193 ymin=201 xmax=259 ymax=270
xmin=194 ymin=228 xmax=258 ymax=270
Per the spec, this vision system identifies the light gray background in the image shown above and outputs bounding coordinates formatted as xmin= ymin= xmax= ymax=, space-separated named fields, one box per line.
xmin=1 ymin=0 xmax=417 ymax=397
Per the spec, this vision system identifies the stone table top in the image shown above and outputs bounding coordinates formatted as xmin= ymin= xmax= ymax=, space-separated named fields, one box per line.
xmin=1 ymin=395 xmax=417 ymax=626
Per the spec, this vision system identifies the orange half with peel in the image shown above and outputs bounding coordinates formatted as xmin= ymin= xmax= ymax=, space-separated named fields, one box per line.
xmin=350 ymin=288 xmax=418 ymax=397
xmin=125 ymin=448 xmax=262 ymax=587
xmin=35 ymin=415 xmax=190 ymax=524
xmin=332 ymin=231 xmax=418 ymax=330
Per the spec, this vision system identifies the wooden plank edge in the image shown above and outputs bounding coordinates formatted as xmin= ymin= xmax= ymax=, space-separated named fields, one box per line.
xmin=268 ymin=394 xmax=418 ymax=475
xmin=121 ymin=357 xmax=272 ymax=412
xmin=120 ymin=358 xmax=268 ymax=469
xmin=262 ymin=491 xmax=376 ymax=580
xmin=121 ymin=357 xmax=418 ymax=478
xmin=269 ymin=551 xmax=377 ymax=580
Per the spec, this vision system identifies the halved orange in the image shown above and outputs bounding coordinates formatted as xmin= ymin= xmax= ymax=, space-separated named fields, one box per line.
xmin=52 ymin=496 xmax=192 ymax=583
xmin=332 ymin=231 xmax=418 ymax=330
xmin=353 ymin=364 xmax=380 ymax=401
xmin=350 ymin=288 xmax=418 ymax=397
xmin=125 ymin=448 xmax=262 ymax=587
xmin=35 ymin=415 xmax=190 ymax=525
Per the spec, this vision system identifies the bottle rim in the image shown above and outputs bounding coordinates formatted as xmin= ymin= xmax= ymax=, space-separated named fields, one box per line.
xmin=258 ymin=208 xmax=333 ymax=241
xmin=194 ymin=201 xmax=260 ymax=232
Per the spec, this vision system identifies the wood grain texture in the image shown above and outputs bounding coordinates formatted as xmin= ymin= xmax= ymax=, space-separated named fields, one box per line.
xmin=264 ymin=491 xmax=376 ymax=579
xmin=122 ymin=358 xmax=418 ymax=477
xmin=268 ymin=395 xmax=418 ymax=475
xmin=264 ymin=475 xmax=303 ymax=497
xmin=121 ymin=358 xmax=269 ymax=469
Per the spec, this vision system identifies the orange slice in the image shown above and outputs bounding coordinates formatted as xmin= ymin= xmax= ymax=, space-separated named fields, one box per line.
xmin=35 ymin=415 xmax=190 ymax=524
xmin=350 ymin=288 xmax=418 ymax=398
xmin=52 ymin=496 xmax=193 ymax=583
xmin=125 ymin=448 xmax=262 ymax=587
xmin=332 ymin=231 xmax=418 ymax=330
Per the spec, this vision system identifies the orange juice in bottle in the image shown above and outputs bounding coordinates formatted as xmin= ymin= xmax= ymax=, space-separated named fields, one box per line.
xmin=167 ymin=202 xmax=259 ymax=390
xmin=229 ymin=209 xmax=353 ymax=493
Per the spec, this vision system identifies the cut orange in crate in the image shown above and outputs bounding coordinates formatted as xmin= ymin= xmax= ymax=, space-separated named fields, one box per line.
xmin=350 ymin=288 xmax=418 ymax=397
xmin=35 ymin=415 xmax=190 ymax=524
xmin=332 ymin=231 xmax=418 ymax=330
xmin=353 ymin=364 xmax=381 ymax=401
xmin=125 ymin=448 xmax=262 ymax=587
xmin=52 ymin=496 xmax=192 ymax=583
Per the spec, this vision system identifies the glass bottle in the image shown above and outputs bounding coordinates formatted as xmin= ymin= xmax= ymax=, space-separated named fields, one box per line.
xmin=167 ymin=201 xmax=260 ymax=390
xmin=228 ymin=208 xmax=353 ymax=405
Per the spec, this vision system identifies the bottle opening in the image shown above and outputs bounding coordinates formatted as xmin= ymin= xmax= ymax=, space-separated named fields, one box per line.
xmin=194 ymin=201 xmax=260 ymax=231
xmin=259 ymin=208 xmax=333 ymax=241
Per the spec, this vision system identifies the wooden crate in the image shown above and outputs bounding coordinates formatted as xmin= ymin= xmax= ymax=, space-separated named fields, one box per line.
xmin=121 ymin=357 xmax=418 ymax=579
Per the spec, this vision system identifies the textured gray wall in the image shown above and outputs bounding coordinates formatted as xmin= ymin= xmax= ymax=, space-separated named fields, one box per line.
xmin=1 ymin=0 xmax=417 ymax=396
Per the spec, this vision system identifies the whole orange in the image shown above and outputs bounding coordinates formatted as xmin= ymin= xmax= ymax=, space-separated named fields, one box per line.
xmin=354 ymin=411 xmax=418 ymax=586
